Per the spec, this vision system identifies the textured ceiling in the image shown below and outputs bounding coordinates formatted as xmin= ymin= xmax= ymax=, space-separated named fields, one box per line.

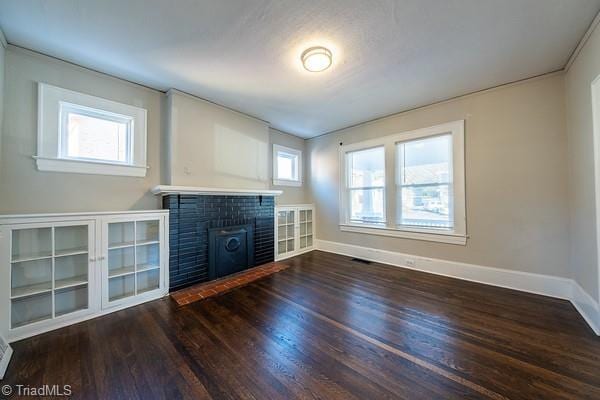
xmin=1 ymin=0 xmax=599 ymax=138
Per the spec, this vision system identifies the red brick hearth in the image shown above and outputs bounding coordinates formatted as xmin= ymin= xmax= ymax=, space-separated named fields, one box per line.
xmin=171 ymin=262 xmax=290 ymax=306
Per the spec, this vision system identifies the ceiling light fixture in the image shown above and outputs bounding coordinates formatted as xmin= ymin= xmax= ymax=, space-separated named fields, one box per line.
xmin=301 ymin=46 xmax=332 ymax=72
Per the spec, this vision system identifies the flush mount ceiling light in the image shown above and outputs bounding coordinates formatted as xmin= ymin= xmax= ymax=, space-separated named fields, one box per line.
xmin=301 ymin=46 xmax=332 ymax=72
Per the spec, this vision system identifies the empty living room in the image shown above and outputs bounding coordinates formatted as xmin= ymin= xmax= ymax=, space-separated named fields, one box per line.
xmin=1 ymin=1 xmax=600 ymax=398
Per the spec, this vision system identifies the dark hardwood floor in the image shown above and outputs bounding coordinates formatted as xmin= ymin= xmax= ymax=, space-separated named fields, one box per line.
xmin=4 ymin=250 xmax=600 ymax=399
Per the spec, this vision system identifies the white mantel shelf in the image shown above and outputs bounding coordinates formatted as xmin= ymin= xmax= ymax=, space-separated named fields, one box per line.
xmin=151 ymin=185 xmax=283 ymax=197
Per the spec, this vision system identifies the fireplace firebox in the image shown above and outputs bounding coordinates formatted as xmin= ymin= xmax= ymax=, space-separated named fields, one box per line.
xmin=208 ymin=224 xmax=255 ymax=280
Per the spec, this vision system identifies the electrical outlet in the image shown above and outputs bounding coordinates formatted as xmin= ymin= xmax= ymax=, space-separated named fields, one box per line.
xmin=405 ymin=259 xmax=416 ymax=267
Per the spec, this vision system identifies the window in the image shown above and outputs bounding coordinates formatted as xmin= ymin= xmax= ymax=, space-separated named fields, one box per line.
xmin=397 ymin=134 xmax=452 ymax=229
xmin=36 ymin=83 xmax=147 ymax=177
xmin=273 ymin=144 xmax=302 ymax=186
xmin=346 ymin=147 xmax=385 ymax=224
xmin=339 ymin=120 xmax=466 ymax=245
xmin=60 ymin=103 xmax=133 ymax=164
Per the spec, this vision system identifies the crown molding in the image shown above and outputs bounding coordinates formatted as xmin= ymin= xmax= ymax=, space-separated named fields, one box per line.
xmin=565 ymin=10 xmax=600 ymax=72
xmin=0 ymin=27 xmax=7 ymax=48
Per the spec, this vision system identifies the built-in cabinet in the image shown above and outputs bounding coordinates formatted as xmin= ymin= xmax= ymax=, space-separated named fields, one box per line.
xmin=275 ymin=205 xmax=315 ymax=260
xmin=0 ymin=211 xmax=168 ymax=342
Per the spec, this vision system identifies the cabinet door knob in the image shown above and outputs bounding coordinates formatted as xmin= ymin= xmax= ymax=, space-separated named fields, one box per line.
xmin=89 ymin=257 xmax=96 ymax=262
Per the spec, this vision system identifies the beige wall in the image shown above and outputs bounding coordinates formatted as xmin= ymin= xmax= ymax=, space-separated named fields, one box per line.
xmin=0 ymin=46 xmax=163 ymax=213
xmin=0 ymin=39 xmax=4 ymax=168
xmin=307 ymin=74 xmax=569 ymax=278
xmin=0 ymin=47 xmax=307 ymax=214
xmin=566 ymin=23 xmax=600 ymax=301
xmin=269 ymin=128 xmax=308 ymax=205
xmin=166 ymin=90 xmax=271 ymax=189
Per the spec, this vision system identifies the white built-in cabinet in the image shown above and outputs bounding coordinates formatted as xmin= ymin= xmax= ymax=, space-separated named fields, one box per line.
xmin=275 ymin=205 xmax=315 ymax=260
xmin=0 ymin=211 xmax=168 ymax=342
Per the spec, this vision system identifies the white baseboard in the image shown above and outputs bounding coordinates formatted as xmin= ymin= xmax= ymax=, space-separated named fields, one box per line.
xmin=0 ymin=342 xmax=12 ymax=380
xmin=316 ymin=239 xmax=600 ymax=335
xmin=570 ymin=281 xmax=600 ymax=335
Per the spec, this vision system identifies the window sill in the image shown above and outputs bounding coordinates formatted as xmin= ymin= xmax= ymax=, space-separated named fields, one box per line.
xmin=339 ymin=224 xmax=467 ymax=245
xmin=34 ymin=156 xmax=148 ymax=177
xmin=273 ymin=179 xmax=302 ymax=187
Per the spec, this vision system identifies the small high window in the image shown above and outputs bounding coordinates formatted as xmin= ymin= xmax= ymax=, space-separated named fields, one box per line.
xmin=273 ymin=145 xmax=302 ymax=186
xmin=60 ymin=103 xmax=133 ymax=164
xmin=36 ymin=83 xmax=147 ymax=177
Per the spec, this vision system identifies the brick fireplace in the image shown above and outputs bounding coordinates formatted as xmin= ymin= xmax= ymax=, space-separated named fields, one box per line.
xmin=162 ymin=193 xmax=276 ymax=291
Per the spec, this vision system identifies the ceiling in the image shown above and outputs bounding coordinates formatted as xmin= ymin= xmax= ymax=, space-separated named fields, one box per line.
xmin=1 ymin=1 xmax=599 ymax=138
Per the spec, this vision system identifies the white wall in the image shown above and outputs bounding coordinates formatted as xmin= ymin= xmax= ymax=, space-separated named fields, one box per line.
xmin=307 ymin=73 xmax=570 ymax=278
xmin=566 ymin=21 xmax=600 ymax=301
xmin=0 ymin=46 xmax=163 ymax=213
xmin=269 ymin=128 xmax=308 ymax=205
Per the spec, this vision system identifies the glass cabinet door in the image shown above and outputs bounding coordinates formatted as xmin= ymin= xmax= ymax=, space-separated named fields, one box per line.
xmin=299 ymin=209 xmax=313 ymax=250
xmin=277 ymin=210 xmax=296 ymax=257
xmin=10 ymin=223 xmax=92 ymax=329
xmin=105 ymin=219 xmax=161 ymax=306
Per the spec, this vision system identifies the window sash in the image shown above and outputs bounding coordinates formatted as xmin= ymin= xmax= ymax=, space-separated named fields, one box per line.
xmin=348 ymin=187 xmax=386 ymax=225
xmin=397 ymin=182 xmax=453 ymax=229
xmin=59 ymin=102 xmax=134 ymax=165
xmin=276 ymin=151 xmax=299 ymax=181
xmin=395 ymin=132 xmax=454 ymax=230
xmin=346 ymin=146 xmax=386 ymax=225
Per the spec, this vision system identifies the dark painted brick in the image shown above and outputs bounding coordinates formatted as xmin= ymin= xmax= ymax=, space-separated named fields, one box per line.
xmin=164 ymin=194 xmax=275 ymax=290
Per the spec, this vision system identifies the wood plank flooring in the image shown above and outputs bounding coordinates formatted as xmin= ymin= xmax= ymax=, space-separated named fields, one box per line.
xmin=4 ymin=250 xmax=600 ymax=399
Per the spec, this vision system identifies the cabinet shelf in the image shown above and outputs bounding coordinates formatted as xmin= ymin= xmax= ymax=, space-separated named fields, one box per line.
xmin=11 ymin=254 xmax=53 ymax=264
xmin=136 ymin=264 xmax=160 ymax=273
xmin=108 ymin=241 xmax=135 ymax=250
xmin=136 ymin=240 xmax=160 ymax=247
xmin=11 ymin=283 xmax=53 ymax=299
xmin=55 ymin=276 xmax=88 ymax=290
xmin=55 ymin=248 xmax=88 ymax=258
xmin=108 ymin=266 xmax=135 ymax=278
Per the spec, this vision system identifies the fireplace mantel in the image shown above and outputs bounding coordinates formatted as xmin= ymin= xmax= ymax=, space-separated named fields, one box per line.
xmin=151 ymin=185 xmax=283 ymax=197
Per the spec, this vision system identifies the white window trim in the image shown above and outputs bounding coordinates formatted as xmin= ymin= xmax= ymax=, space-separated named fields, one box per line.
xmin=273 ymin=144 xmax=302 ymax=187
xmin=35 ymin=83 xmax=148 ymax=177
xmin=339 ymin=120 xmax=466 ymax=245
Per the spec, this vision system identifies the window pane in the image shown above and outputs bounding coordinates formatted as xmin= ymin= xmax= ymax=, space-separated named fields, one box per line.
xmin=277 ymin=152 xmax=297 ymax=180
xmin=399 ymin=134 xmax=451 ymax=185
xmin=65 ymin=111 xmax=130 ymax=163
xmin=350 ymin=188 xmax=385 ymax=224
xmin=348 ymin=147 xmax=385 ymax=188
xmin=399 ymin=184 xmax=452 ymax=228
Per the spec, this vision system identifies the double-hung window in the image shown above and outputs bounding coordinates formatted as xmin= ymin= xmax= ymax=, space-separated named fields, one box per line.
xmin=397 ymin=134 xmax=453 ymax=229
xmin=346 ymin=146 xmax=386 ymax=225
xmin=340 ymin=120 xmax=466 ymax=245
xmin=36 ymin=83 xmax=148 ymax=177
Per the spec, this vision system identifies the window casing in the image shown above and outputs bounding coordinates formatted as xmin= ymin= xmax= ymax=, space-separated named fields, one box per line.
xmin=273 ymin=144 xmax=302 ymax=187
xmin=339 ymin=120 xmax=466 ymax=245
xmin=36 ymin=83 xmax=148 ymax=177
